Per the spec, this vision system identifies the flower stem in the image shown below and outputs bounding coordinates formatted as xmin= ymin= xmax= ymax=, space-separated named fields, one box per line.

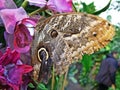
xmin=29 ymin=7 xmax=46 ymax=16
xmin=72 ymin=2 xmax=78 ymax=12
xmin=51 ymin=65 xmax=55 ymax=90
xmin=45 ymin=10 xmax=52 ymax=16
xmin=61 ymin=70 xmax=68 ymax=90
xmin=58 ymin=75 xmax=64 ymax=90
xmin=21 ymin=0 xmax=28 ymax=8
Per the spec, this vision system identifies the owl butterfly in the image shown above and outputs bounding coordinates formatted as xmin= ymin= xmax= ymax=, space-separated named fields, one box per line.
xmin=31 ymin=12 xmax=115 ymax=83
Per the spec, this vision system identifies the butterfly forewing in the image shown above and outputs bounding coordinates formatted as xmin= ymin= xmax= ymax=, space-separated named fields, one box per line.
xmin=31 ymin=12 xmax=115 ymax=82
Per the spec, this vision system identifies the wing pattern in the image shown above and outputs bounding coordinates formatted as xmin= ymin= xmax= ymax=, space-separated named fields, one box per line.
xmin=31 ymin=12 xmax=115 ymax=82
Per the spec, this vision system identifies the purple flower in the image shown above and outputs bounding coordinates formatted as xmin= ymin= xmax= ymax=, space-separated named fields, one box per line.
xmin=0 ymin=7 xmax=37 ymax=53
xmin=13 ymin=20 xmax=33 ymax=53
xmin=27 ymin=0 xmax=47 ymax=8
xmin=0 ymin=48 xmax=20 ymax=65
xmin=0 ymin=47 xmax=33 ymax=90
xmin=0 ymin=0 xmax=17 ymax=26
xmin=0 ymin=65 xmax=4 ymax=75
xmin=47 ymin=0 xmax=73 ymax=12
xmin=5 ymin=64 xmax=33 ymax=90
xmin=0 ymin=0 xmax=6 ymax=9
xmin=0 ymin=0 xmax=17 ymax=9
xmin=27 ymin=0 xmax=73 ymax=12
xmin=0 ymin=7 xmax=28 ymax=34
xmin=4 ymin=31 xmax=14 ymax=50
xmin=13 ymin=18 xmax=37 ymax=53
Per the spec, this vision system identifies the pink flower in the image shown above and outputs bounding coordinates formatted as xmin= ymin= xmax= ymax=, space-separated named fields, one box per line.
xmin=0 ymin=47 xmax=33 ymax=90
xmin=0 ymin=0 xmax=17 ymax=9
xmin=0 ymin=7 xmax=37 ymax=53
xmin=0 ymin=65 xmax=4 ymax=75
xmin=0 ymin=0 xmax=17 ymax=25
xmin=5 ymin=64 xmax=33 ymax=90
xmin=0 ymin=48 xmax=20 ymax=65
xmin=0 ymin=7 xmax=28 ymax=34
xmin=27 ymin=0 xmax=73 ymax=13
xmin=13 ymin=21 xmax=32 ymax=53
xmin=47 ymin=0 xmax=73 ymax=12
xmin=4 ymin=31 xmax=14 ymax=50
xmin=14 ymin=18 xmax=37 ymax=53
xmin=27 ymin=0 xmax=47 ymax=8
xmin=0 ymin=0 xmax=6 ymax=9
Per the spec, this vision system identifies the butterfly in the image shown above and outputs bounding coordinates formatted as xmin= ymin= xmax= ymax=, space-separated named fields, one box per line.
xmin=31 ymin=12 xmax=115 ymax=83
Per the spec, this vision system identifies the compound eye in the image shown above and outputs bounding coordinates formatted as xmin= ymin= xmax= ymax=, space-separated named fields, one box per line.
xmin=50 ymin=30 xmax=58 ymax=38
xmin=93 ymin=32 xmax=97 ymax=37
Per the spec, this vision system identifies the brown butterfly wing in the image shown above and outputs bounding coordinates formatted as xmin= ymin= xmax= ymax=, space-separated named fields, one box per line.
xmin=31 ymin=12 xmax=115 ymax=82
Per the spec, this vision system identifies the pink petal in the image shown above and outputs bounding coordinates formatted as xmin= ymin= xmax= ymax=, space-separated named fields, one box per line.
xmin=0 ymin=0 xmax=6 ymax=9
xmin=0 ymin=76 xmax=7 ymax=84
xmin=22 ymin=18 xmax=37 ymax=27
xmin=4 ymin=31 xmax=14 ymax=50
xmin=5 ymin=65 xmax=32 ymax=85
xmin=0 ymin=7 xmax=28 ymax=34
xmin=47 ymin=0 xmax=73 ymax=12
xmin=0 ymin=0 xmax=17 ymax=9
xmin=14 ymin=23 xmax=33 ymax=53
xmin=21 ymin=18 xmax=37 ymax=36
xmin=0 ymin=66 xmax=6 ymax=85
xmin=8 ymin=83 xmax=19 ymax=90
xmin=17 ymin=65 xmax=33 ymax=74
xmin=0 ymin=65 xmax=4 ymax=75
xmin=27 ymin=0 xmax=47 ymax=8
xmin=0 ymin=0 xmax=17 ymax=26
xmin=0 ymin=47 xmax=20 ymax=65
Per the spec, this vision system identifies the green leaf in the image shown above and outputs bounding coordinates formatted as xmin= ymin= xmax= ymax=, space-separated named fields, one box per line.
xmin=80 ymin=2 xmax=96 ymax=13
xmin=28 ymin=83 xmax=35 ymax=88
xmin=93 ymin=0 xmax=112 ymax=15
xmin=107 ymin=15 xmax=112 ymax=22
xmin=13 ymin=0 xmax=24 ymax=7
xmin=107 ymin=26 xmax=120 ymax=53
xmin=54 ymin=76 xmax=60 ymax=90
xmin=80 ymin=0 xmax=112 ymax=15
xmin=81 ymin=54 xmax=93 ymax=72
xmin=69 ymin=77 xmax=77 ymax=83
xmin=37 ymin=83 xmax=48 ymax=90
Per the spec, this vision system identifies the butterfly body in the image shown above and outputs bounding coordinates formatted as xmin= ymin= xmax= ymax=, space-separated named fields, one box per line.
xmin=31 ymin=12 xmax=115 ymax=82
